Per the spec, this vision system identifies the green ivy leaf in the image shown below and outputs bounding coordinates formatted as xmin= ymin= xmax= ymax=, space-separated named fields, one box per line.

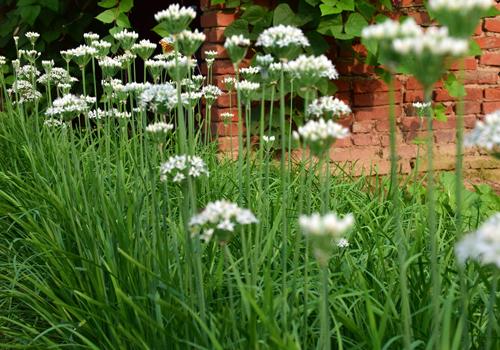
xmin=224 ymin=19 xmax=250 ymax=38
xmin=19 ymin=5 xmax=41 ymax=26
xmin=345 ymin=12 xmax=368 ymax=37
xmin=273 ymin=4 xmax=300 ymax=26
xmin=224 ymin=0 xmax=241 ymax=8
xmin=468 ymin=40 xmax=482 ymax=57
xmin=152 ymin=23 xmax=170 ymax=37
xmin=116 ymin=12 xmax=131 ymax=28
xmin=98 ymin=0 xmax=117 ymax=9
xmin=119 ymin=0 xmax=134 ymax=13
xmin=304 ymin=0 xmax=321 ymax=5
xmin=355 ymin=0 xmax=376 ymax=20
xmin=319 ymin=4 xmax=343 ymax=16
xmin=317 ymin=15 xmax=342 ymax=36
xmin=96 ymin=9 xmax=117 ymax=24
xmin=433 ymin=103 xmax=447 ymax=122
xmin=305 ymin=31 xmax=329 ymax=55
xmin=444 ymin=74 xmax=466 ymax=98
xmin=44 ymin=0 xmax=59 ymax=12
xmin=241 ymin=5 xmax=267 ymax=25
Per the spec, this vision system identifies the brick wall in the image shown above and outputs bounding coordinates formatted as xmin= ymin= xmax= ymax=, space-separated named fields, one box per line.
xmin=200 ymin=0 xmax=500 ymax=176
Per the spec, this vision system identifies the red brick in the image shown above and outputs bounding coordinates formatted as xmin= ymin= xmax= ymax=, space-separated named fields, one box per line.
xmin=475 ymin=36 xmax=500 ymax=49
xmin=408 ymin=11 xmax=431 ymax=25
xmin=352 ymin=120 xmax=375 ymax=133
xmin=352 ymin=134 xmax=379 ymax=146
xmin=375 ymin=119 xmax=391 ymax=132
xmin=449 ymin=57 xmax=477 ymax=70
xmin=400 ymin=0 xmax=424 ymax=7
xmin=201 ymin=12 xmax=238 ymax=28
xmin=354 ymin=105 xmax=402 ymax=121
xmin=211 ymin=107 xmax=239 ymax=122
xmin=434 ymin=87 xmax=482 ymax=102
xmin=483 ymin=101 xmax=500 ymax=114
xmin=474 ymin=22 xmax=484 ymax=36
xmin=334 ymin=137 xmax=352 ymax=148
xmin=335 ymin=79 xmax=351 ymax=92
xmin=212 ymin=122 xmax=244 ymax=137
xmin=405 ymin=90 xmax=424 ymax=102
xmin=352 ymin=79 xmax=401 ymax=93
xmin=336 ymin=61 xmax=375 ymax=75
xmin=201 ymin=0 xmax=224 ymax=11
xmin=484 ymin=88 xmax=500 ymax=101
xmin=329 ymin=146 xmax=382 ymax=162
xmin=459 ymin=101 xmax=481 ymax=115
xmin=337 ymin=115 xmax=354 ymax=128
xmin=401 ymin=117 xmax=424 ymax=132
xmin=484 ymin=18 xmax=500 ymax=33
xmin=208 ymin=60 xmax=235 ymax=75
xmin=217 ymin=137 xmax=239 ymax=154
xmin=353 ymin=92 xmax=402 ymax=107
xmin=406 ymin=77 xmax=444 ymax=90
xmin=464 ymin=70 xmax=498 ymax=84
xmin=215 ymin=92 xmax=237 ymax=107
xmin=205 ymin=28 xmax=226 ymax=43
xmin=434 ymin=129 xmax=456 ymax=144
xmin=480 ymin=52 xmax=500 ymax=66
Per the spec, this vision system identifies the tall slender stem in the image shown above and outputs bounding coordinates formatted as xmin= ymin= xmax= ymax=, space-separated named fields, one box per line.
xmin=389 ymin=76 xmax=412 ymax=349
xmin=319 ymin=265 xmax=330 ymax=350
xmin=425 ymin=85 xmax=440 ymax=348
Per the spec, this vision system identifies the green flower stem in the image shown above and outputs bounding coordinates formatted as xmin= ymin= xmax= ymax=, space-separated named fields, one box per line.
xmin=388 ymin=76 xmax=412 ymax=349
xmin=455 ymin=59 xmax=465 ymax=238
xmin=92 ymin=58 xmax=98 ymax=112
xmin=424 ymin=85 xmax=440 ymax=349
xmin=245 ymin=102 xmax=252 ymax=203
xmin=279 ymin=66 xmax=289 ymax=330
xmin=319 ymin=265 xmax=330 ymax=350
xmin=236 ymin=67 xmax=244 ymax=205
xmin=486 ymin=272 xmax=498 ymax=350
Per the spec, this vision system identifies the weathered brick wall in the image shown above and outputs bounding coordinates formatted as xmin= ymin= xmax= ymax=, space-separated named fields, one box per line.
xmin=200 ymin=0 xmax=500 ymax=176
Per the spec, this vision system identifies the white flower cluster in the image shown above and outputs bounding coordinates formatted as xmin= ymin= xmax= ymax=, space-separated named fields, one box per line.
xmin=0 ymin=56 xmax=6 ymax=66
xmin=240 ymin=67 xmax=260 ymax=75
xmin=189 ymin=200 xmax=258 ymax=242
xmin=456 ymin=213 xmax=500 ymax=268
xmin=83 ymin=32 xmax=100 ymax=42
xmin=464 ymin=110 xmax=500 ymax=152
xmin=65 ymin=45 xmax=97 ymax=58
xmin=223 ymin=76 xmax=237 ymax=90
xmin=337 ymin=238 xmax=349 ymax=248
xmin=256 ymin=54 xmax=274 ymax=67
xmin=15 ymin=65 xmax=40 ymax=81
xmin=307 ymin=96 xmax=351 ymax=119
xmin=202 ymin=85 xmax=223 ymax=104
xmin=160 ymin=155 xmax=209 ymax=183
xmin=25 ymin=32 xmax=40 ymax=42
xmin=429 ymin=0 xmax=492 ymax=11
xmin=113 ymin=29 xmax=139 ymax=42
xmin=98 ymin=57 xmax=122 ymax=76
xmin=205 ymin=50 xmax=217 ymax=65
xmin=88 ymin=108 xmax=131 ymax=119
xmin=286 ymin=55 xmax=338 ymax=81
xmin=132 ymin=39 xmax=157 ymax=60
xmin=412 ymin=101 xmax=431 ymax=109
xmin=361 ymin=18 xmax=421 ymax=41
xmin=155 ymin=4 xmax=196 ymax=23
xmin=44 ymin=118 xmax=66 ymax=128
xmin=38 ymin=67 xmax=77 ymax=86
xmin=224 ymin=35 xmax=251 ymax=48
xmin=235 ymin=80 xmax=260 ymax=92
xmin=221 ymin=112 xmax=234 ymax=121
xmin=178 ymin=29 xmax=205 ymax=43
xmin=295 ymin=118 xmax=350 ymax=147
xmin=181 ymin=91 xmax=203 ymax=107
xmin=299 ymin=212 xmax=354 ymax=238
xmin=262 ymin=135 xmax=275 ymax=142
xmin=8 ymin=80 xmax=42 ymax=104
xmin=146 ymin=122 xmax=174 ymax=134
xmin=139 ymin=83 xmax=177 ymax=112
xmin=46 ymin=94 xmax=95 ymax=120
xmin=256 ymin=25 xmax=310 ymax=48
xmin=393 ymin=26 xmax=468 ymax=57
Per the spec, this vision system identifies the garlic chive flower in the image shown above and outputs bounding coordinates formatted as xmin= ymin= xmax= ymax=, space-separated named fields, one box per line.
xmin=19 ymin=49 xmax=41 ymax=64
xmin=160 ymin=155 xmax=209 ymax=183
xmin=91 ymin=40 xmax=112 ymax=58
xmin=392 ymin=25 xmax=469 ymax=87
xmin=202 ymin=85 xmax=223 ymax=105
xmin=131 ymin=39 xmax=157 ymax=60
xmin=0 ymin=56 xmax=7 ymax=66
xmin=235 ymin=80 xmax=260 ymax=103
xmin=190 ymin=74 xmax=205 ymax=89
xmin=67 ymin=45 xmax=97 ymax=68
xmin=146 ymin=122 xmax=174 ymax=134
xmin=455 ymin=213 xmax=500 ymax=268
xmin=177 ymin=29 xmax=206 ymax=56
xmin=223 ymin=76 xmax=237 ymax=91
xmin=181 ymin=91 xmax=203 ymax=108
xmin=145 ymin=60 xmax=168 ymax=80
xmin=154 ymin=4 xmax=196 ymax=34
xmin=464 ymin=110 xmax=500 ymax=158
xmin=256 ymin=25 xmax=309 ymax=60
xmin=221 ymin=112 xmax=234 ymax=125
xmin=98 ymin=57 xmax=122 ymax=77
xmin=83 ymin=32 xmax=100 ymax=45
xmin=240 ymin=66 xmax=260 ymax=81
xmin=44 ymin=118 xmax=66 ymax=128
xmin=412 ymin=101 xmax=432 ymax=109
xmin=113 ymin=29 xmax=139 ymax=50
xmin=295 ymin=118 xmax=350 ymax=156
xmin=8 ymin=80 xmax=42 ymax=104
xmin=38 ymin=68 xmax=77 ymax=86
xmin=88 ymin=108 xmax=131 ymax=119
xmin=428 ymin=0 xmax=493 ymax=37
xmin=139 ymin=83 xmax=177 ymax=113
xmin=165 ymin=55 xmax=191 ymax=79
xmin=256 ymin=54 xmax=274 ymax=67
xmin=224 ymin=35 xmax=251 ymax=65
xmin=45 ymin=94 xmax=95 ymax=121
xmin=41 ymin=60 xmax=54 ymax=72
xmin=286 ymin=54 xmax=338 ymax=85
xmin=205 ymin=50 xmax=217 ymax=66
xmin=307 ymin=96 xmax=351 ymax=119
xmin=299 ymin=212 xmax=354 ymax=266
xmin=337 ymin=238 xmax=349 ymax=248
xmin=189 ymin=200 xmax=258 ymax=243
xmin=25 ymin=32 xmax=40 ymax=45
xmin=262 ymin=135 xmax=275 ymax=142
xmin=15 ymin=65 xmax=40 ymax=81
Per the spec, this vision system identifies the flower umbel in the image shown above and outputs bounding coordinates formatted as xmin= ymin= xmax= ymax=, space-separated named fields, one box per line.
xmin=160 ymin=155 xmax=209 ymax=183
